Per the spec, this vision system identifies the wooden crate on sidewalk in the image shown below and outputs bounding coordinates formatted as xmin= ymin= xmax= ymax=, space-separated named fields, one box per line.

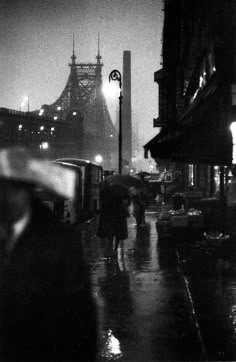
xmin=171 ymin=215 xmax=188 ymax=228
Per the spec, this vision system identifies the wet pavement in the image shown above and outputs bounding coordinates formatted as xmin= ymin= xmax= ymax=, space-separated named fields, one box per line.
xmin=176 ymin=235 xmax=236 ymax=361
xmin=80 ymin=211 xmax=203 ymax=361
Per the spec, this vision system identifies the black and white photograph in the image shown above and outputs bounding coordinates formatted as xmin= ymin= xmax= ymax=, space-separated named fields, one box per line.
xmin=0 ymin=0 xmax=236 ymax=361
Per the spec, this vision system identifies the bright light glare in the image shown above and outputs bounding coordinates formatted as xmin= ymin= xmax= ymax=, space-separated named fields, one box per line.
xmin=41 ymin=142 xmax=49 ymax=150
xmin=230 ymin=122 xmax=236 ymax=136
xmin=102 ymin=82 xmax=119 ymax=99
xmin=102 ymin=329 xmax=122 ymax=358
xmin=95 ymin=154 xmax=103 ymax=163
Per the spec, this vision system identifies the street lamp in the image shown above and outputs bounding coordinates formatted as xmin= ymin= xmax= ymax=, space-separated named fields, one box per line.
xmin=24 ymin=96 xmax=29 ymax=112
xmin=19 ymin=96 xmax=30 ymax=112
xmin=109 ymin=69 xmax=123 ymax=174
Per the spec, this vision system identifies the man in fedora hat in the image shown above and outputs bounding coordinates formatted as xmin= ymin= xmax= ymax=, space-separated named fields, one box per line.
xmin=0 ymin=147 xmax=97 ymax=361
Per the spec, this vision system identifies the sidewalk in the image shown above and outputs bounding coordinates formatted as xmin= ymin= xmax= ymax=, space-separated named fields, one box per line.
xmin=176 ymin=235 xmax=236 ymax=361
xmin=152 ymin=198 xmax=236 ymax=360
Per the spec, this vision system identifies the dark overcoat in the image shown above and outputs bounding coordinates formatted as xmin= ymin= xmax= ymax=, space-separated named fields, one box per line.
xmin=0 ymin=199 xmax=97 ymax=362
xmin=97 ymin=187 xmax=129 ymax=240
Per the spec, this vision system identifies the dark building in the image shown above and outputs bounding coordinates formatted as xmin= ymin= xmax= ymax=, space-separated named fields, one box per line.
xmin=144 ymin=0 xmax=235 ymax=199
xmin=0 ymin=108 xmax=73 ymax=159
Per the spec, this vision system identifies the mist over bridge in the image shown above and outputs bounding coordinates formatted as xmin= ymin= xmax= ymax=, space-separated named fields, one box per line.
xmin=35 ymin=38 xmax=118 ymax=169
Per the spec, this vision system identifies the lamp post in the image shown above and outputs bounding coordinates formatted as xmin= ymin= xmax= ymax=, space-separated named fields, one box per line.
xmin=109 ymin=69 xmax=123 ymax=174
xmin=24 ymin=96 xmax=29 ymax=112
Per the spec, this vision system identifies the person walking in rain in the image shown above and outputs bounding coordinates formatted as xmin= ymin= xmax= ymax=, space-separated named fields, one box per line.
xmin=131 ymin=190 xmax=146 ymax=228
xmin=97 ymin=182 xmax=130 ymax=257
xmin=0 ymin=147 xmax=97 ymax=362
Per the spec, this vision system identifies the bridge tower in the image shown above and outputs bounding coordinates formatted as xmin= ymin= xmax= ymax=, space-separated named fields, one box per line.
xmin=38 ymin=37 xmax=117 ymax=169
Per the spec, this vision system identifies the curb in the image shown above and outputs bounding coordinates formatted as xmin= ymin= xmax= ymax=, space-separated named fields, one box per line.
xmin=176 ymin=248 xmax=208 ymax=361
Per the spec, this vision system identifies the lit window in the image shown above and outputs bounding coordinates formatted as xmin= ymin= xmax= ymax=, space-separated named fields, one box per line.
xmin=18 ymin=124 xmax=23 ymax=130
xmin=40 ymin=142 xmax=49 ymax=150
xmin=40 ymin=126 xmax=44 ymax=131
xmin=188 ymin=164 xmax=194 ymax=186
xmin=232 ymin=85 xmax=236 ymax=106
xmin=54 ymin=116 xmax=58 ymax=120
xmin=230 ymin=122 xmax=236 ymax=164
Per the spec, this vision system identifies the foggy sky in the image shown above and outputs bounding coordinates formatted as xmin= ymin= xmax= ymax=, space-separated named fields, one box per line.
xmin=0 ymin=0 xmax=163 ymax=146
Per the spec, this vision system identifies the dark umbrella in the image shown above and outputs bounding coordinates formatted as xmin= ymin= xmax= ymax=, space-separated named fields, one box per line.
xmin=101 ymin=181 xmax=129 ymax=199
xmin=106 ymin=174 xmax=144 ymax=189
xmin=136 ymin=171 xmax=150 ymax=179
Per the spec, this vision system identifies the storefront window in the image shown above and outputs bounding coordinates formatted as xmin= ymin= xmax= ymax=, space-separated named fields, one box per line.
xmin=214 ymin=166 xmax=220 ymax=193
xmin=230 ymin=122 xmax=236 ymax=164
xmin=188 ymin=164 xmax=194 ymax=186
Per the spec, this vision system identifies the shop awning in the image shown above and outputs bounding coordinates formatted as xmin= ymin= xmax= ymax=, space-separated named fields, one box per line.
xmin=144 ymin=78 xmax=233 ymax=165
xmin=145 ymin=122 xmax=232 ymax=166
xmin=144 ymin=128 xmax=178 ymax=160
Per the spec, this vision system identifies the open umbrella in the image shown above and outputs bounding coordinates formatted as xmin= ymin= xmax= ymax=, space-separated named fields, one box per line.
xmin=102 ymin=182 xmax=129 ymax=199
xmin=106 ymin=174 xmax=144 ymax=189
xmin=136 ymin=171 xmax=150 ymax=179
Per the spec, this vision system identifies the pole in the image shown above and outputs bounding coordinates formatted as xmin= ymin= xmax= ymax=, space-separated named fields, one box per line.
xmin=119 ymin=90 xmax=123 ymax=174
xmin=109 ymin=69 xmax=123 ymax=174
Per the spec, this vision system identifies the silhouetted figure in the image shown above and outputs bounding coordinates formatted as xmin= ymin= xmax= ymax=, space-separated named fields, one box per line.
xmin=0 ymin=147 xmax=98 ymax=362
xmin=97 ymin=183 xmax=130 ymax=256
xmin=132 ymin=191 xmax=146 ymax=228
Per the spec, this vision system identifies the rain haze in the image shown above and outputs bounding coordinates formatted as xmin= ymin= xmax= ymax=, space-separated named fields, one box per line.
xmin=0 ymin=0 xmax=163 ymax=149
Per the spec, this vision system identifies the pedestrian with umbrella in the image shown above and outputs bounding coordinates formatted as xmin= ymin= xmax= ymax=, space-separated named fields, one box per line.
xmin=97 ymin=181 xmax=131 ymax=257
xmin=106 ymin=174 xmax=149 ymax=228
xmin=130 ymin=187 xmax=147 ymax=228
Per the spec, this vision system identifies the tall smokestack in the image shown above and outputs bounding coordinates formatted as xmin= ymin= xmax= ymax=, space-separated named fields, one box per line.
xmin=122 ymin=50 xmax=132 ymax=173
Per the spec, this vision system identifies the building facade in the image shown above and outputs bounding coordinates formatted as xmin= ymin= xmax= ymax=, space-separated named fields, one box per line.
xmin=145 ymin=0 xmax=235 ymax=200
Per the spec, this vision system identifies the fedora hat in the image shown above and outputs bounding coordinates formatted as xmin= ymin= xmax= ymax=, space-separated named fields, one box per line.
xmin=0 ymin=147 xmax=76 ymax=199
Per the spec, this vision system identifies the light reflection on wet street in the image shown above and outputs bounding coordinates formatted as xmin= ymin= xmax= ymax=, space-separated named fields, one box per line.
xmin=177 ymin=237 xmax=236 ymax=361
xmin=81 ymin=212 xmax=202 ymax=361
